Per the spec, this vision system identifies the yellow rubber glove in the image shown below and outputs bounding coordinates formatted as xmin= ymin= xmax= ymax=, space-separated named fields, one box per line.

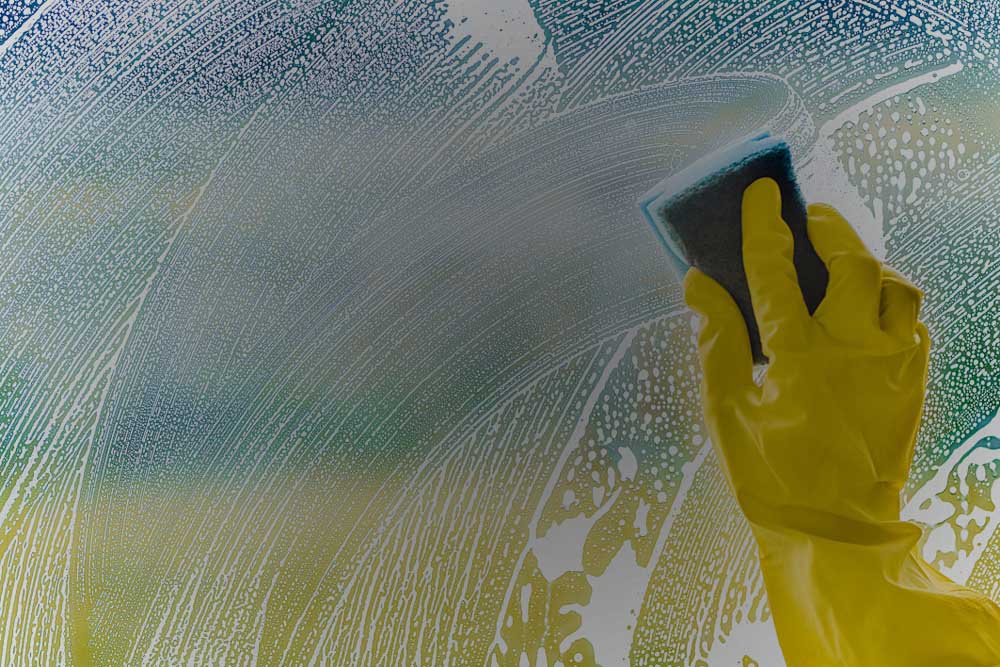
xmin=684 ymin=177 xmax=1000 ymax=666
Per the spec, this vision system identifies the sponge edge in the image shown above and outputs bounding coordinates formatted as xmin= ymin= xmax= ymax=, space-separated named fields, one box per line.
xmin=638 ymin=133 xmax=829 ymax=364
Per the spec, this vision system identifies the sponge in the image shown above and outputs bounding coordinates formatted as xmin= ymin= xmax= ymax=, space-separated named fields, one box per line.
xmin=639 ymin=133 xmax=828 ymax=363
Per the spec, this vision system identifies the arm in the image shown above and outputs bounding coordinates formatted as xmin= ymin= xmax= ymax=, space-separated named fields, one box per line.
xmin=683 ymin=177 xmax=1000 ymax=666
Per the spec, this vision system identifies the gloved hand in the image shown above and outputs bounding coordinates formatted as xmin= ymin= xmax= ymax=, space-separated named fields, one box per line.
xmin=684 ymin=177 xmax=1000 ymax=666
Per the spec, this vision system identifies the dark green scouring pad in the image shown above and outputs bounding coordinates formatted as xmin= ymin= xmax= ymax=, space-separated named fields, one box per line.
xmin=639 ymin=133 xmax=829 ymax=364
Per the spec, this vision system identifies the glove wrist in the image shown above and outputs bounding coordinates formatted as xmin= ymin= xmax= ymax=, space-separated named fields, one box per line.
xmin=736 ymin=485 xmax=905 ymax=544
xmin=751 ymin=516 xmax=1000 ymax=666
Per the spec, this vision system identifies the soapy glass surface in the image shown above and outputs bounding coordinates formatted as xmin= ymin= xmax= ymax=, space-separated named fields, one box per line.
xmin=0 ymin=1 xmax=997 ymax=664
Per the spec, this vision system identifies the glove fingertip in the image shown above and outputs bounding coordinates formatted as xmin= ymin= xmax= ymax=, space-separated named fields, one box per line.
xmin=743 ymin=177 xmax=781 ymax=212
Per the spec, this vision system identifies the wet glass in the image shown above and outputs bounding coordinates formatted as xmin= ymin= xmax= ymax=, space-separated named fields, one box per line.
xmin=0 ymin=1 xmax=995 ymax=664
